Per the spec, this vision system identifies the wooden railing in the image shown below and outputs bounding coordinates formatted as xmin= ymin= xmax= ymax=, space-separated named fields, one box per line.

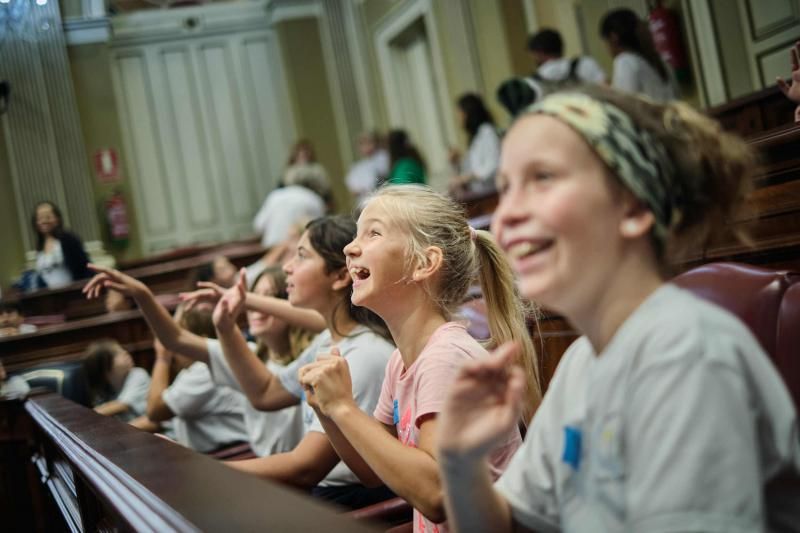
xmin=7 ymin=239 xmax=265 ymax=320
xmin=1 ymin=393 xmax=378 ymax=532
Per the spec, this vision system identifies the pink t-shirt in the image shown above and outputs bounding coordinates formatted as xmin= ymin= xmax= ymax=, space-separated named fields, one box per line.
xmin=374 ymin=322 xmax=522 ymax=533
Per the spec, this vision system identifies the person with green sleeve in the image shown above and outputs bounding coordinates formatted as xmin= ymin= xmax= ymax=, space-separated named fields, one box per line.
xmin=386 ymin=129 xmax=426 ymax=185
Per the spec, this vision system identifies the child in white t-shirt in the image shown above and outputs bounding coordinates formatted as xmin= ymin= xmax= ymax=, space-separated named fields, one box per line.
xmin=298 ymin=186 xmax=541 ymax=532
xmin=84 ymin=339 xmax=150 ymax=422
xmin=436 ymin=87 xmax=800 ymax=532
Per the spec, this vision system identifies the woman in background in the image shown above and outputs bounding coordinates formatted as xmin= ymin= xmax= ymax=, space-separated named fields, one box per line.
xmin=600 ymin=8 xmax=676 ymax=102
xmin=449 ymin=93 xmax=501 ymax=194
xmin=32 ymin=201 xmax=91 ymax=289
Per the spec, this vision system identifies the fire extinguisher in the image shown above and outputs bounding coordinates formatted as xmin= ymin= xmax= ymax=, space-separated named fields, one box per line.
xmin=105 ymin=190 xmax=130 ymax=248
xmin=649 ymin=1 xmax=690 ymax=83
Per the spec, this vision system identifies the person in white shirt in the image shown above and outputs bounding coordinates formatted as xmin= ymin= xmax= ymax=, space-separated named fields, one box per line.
xmin=252 ymin=171 xmax=326 ymax=249
xmin=345 ymin=131 xmax=389 ymax=208
xmin=601 ymin=8 xmax=677 ymax=102
xmin=528 ymin=28 xmax=606 ymax=85
xmin=142 ymin=306 xmax=249 ymax=453
xmin=436 ymin=87 xmax=799 ymax=532
xmin=84 ymin=340 xmax=150 ymax=422
xmin=449 ymin=93 xmax=501 ymax=194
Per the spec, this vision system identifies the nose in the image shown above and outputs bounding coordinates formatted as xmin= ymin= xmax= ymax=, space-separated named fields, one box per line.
xmin=491 ymin=186 xmax=529 ymax=239
xmin=343 ymin=238 xmax=360 ymax=258
xmin=282 ymin=258 xmax=293 ymax=275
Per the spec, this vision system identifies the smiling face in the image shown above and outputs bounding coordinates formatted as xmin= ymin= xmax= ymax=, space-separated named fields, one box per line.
xmin=492 ymin=114 xmax=633 ymax=316
xmin=282 ymin=231 xmax=343 ymax=314
xmin=35 ymin=203 xmax=60 ymax=236
xmin=247 ymin=274 xmax=289 ymax=338
xmin=344 ymin=200 xmax=410 ymax=313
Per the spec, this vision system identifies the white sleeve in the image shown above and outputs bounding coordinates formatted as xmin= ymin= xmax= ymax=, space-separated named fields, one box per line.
xmin=161 ymin=364 xmax=217 ymax=418
xmin=466 ymin=124 xmax=501 ymax=182
xmin=623 ymin=343 xmax=764 ymax=530
xmin=577 ymin=56 xmax=607 ymax=84
xmin=252 ymin=195 xmax=272 ymax=233
xmin=276 ymin=333 xmax=327 ymax=399
xmin=205 ymin=338 xmax=257 ymax=393
xmin=611 ymin=54 xmax=639 ymax=93
xmin=116 ymin=367 xmax=150 ymax=417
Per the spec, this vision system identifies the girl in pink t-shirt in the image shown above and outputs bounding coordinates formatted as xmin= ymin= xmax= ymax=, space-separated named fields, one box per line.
xmin=298 ymin=185 xmax=541 ymax=532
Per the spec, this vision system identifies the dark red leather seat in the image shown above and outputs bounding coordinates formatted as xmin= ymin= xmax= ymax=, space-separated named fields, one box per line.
xmin=672 ymin=262 xmax=799 ymax=358
xmin=776 ymin=281 xmax=800 ymax=410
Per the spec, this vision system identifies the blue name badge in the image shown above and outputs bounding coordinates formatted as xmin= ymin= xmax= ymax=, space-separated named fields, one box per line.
xmin=562 ymin=426 xmax=582 ymax=470
xmin=393 ymin=399 xmax=399 ymax=425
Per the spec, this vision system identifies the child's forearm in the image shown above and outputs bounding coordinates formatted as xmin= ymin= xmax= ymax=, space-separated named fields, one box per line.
xmin=94 ymin=400 xmax=129 ymax=417
xmin=146 ymin=358 xmax=174 ymax=422
xmin=439 ymin=452 xmax=516 ymax=533
xmin=245 ymin=294 xmax=326 ymax=333
xmin=216 ymin=323 xmax=297 ymax=411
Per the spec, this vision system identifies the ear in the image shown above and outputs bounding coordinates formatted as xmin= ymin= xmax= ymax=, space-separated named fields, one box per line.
xmin=330 ymin=266 xmax=352 ymax=292
xmin=412 ymin=246 xmax=444 ymax=283
xmin=619 ymin=198 xmax=656 ymax=239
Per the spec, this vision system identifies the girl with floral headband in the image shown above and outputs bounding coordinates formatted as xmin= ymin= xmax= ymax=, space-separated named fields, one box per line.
xmin=436 ymin=86 xmax=800 ymax=532
xmin=297 ymin=185 xmax=540 ymax=532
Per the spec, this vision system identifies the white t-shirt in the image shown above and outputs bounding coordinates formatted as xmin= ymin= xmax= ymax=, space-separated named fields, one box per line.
xmin=277 ymin=326 xmax=395 ymax=487
xmin=207 ymin=339 xmax=304 ymax=456
xmin=537 ymin=56 xmax=606 ymax=85
xmin=252 ymin=185 xmax=325 ymax=248
xmin=346 ymin=149 xmax=390 ymax=203
xmin=36 ymin=241 xmax=73 ymax=289
xmin=462 ymin=123 xmax=501 ymax=185
xmin=161 ymin=362 xmax=249 ymax=453
xmin=611 ymin=51 xmax=676 ymax=102
xmin=1 ymin=376 xmax=30 ymax=397
xmin=495 ymin=284 xmax=800 ymax=532
xmin=116 ymin=367 xmax=150 ymax=422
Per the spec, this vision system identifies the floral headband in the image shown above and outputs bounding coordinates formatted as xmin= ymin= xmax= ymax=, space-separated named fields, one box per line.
xmin=525 ymin=92 xmax=678 ymax=242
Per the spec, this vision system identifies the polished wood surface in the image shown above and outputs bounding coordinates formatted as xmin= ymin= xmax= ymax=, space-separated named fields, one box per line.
xmin=19 ymin=393 xmax=378 ymax=532
xmin=8 ymin=240 xmax=264 ymax=320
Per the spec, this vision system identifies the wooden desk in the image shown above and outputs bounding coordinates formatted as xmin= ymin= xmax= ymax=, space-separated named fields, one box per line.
xmin=2 ymin=393 xmax=379 ymax=532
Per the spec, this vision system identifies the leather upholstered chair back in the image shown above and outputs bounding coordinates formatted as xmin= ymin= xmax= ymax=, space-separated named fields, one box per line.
xmin=776 ymin=282 xmax=800 ymax=410
xmin=672 ymin=262 xmax=798 ymax=358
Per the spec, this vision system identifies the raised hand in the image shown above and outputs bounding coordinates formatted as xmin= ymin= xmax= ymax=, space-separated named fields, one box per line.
xmin=82 ymin=263 xmax=146 ymax=300
xmin=212 ymin=269 xmax=248 ymax=332
xmin=179 ymin=281 xmax=225 ymax=311
xmin=297 ymin=347 xmax=354 ymax=418
xmin=777 ymin=41 xmax=800 ymax=102
xmin=437 ymin=342 xmax=526 ymax=460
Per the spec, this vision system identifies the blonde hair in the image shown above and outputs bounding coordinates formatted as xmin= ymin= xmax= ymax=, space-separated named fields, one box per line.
xmin=367 ymin=185 xmax=542 ymax=417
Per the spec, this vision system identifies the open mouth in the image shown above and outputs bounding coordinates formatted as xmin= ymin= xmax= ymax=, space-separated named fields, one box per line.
xmin=350 ymin=266 xmax=371 ymax=283
xmin=507 ymin=240 xmax=553 ymax=260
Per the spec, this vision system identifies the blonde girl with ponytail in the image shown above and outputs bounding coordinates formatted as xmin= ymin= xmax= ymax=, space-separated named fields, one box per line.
xmin=298 ymin=184 xmax=541 ymax=532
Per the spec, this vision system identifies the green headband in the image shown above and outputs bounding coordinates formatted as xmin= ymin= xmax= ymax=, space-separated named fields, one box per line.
xmin=525 ymin=92 xmax=678 ymax=242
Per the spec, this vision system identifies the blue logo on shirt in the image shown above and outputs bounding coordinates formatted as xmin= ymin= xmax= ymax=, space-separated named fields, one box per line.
xmin=393 ymin=399 xmax=399 ymax=425
xmin=562 ymin=426 xmax=582 ymax=470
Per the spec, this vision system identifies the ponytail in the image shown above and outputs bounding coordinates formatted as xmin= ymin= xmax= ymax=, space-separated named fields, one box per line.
xmin=474 ymin=231 xmax=542 ymax=422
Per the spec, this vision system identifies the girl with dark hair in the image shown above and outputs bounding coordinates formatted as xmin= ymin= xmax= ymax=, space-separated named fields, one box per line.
xmin=32 ymin=201 xmax=91 ymax=289
xmin=206 ymin=215 xmax=396 ymax=509
xmin=83 ymin=262 xmax=324 ymax=458
xmin=449 ymin=93 xmax=501 ymax=194
xmin=387 ymin=129 xmax=427 ymax=185
xmin=84 ymin=339 xmax=150 ymax=421
xmin=600 ymin=8 xmax=676 ymax=102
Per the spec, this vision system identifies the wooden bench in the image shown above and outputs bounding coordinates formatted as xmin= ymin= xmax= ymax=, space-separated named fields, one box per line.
xmin=7 ymin=240 xmax=265 ymax=320
xmin=0 ymin=308 xmax=168 ymax=373
xmin=0 ymin=393 xmax=379 ymax=532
